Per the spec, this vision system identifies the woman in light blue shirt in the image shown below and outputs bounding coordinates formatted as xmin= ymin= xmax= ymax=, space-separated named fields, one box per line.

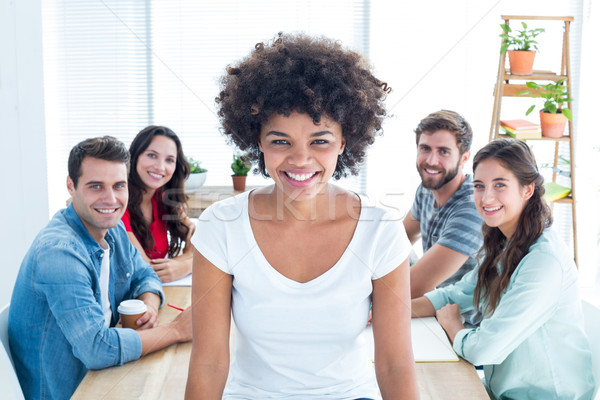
xmin=412 ymin=139 xmax=595 ymax=399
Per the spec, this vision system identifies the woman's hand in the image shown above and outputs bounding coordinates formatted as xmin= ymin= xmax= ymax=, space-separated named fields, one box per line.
xmin=436 ymin=304 xmax=465 ymax=344
xmin=151 ymin=256 xmax=192 ymax=283
xmin=185 ymin=219 xmax=196 ymax=242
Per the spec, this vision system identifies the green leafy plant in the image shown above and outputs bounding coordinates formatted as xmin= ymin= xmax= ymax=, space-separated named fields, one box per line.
xmin=518 ymin=78 xmax=573 ymax=120
xmin=540 ymin=155 xmax=571 ymax=178
xmin=231 ymin=154 xmax=251 ymax=176
xmin=500 ymin=22 xmax=545 ymax=54
xmin=187 ymin=157 xmax=207 ymax=174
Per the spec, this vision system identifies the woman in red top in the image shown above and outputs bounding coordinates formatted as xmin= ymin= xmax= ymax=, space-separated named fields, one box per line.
xmin=122 ymin=125 xmax=195 ymax=282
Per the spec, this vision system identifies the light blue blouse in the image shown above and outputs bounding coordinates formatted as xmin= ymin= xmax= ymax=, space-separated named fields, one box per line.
xmin=426 ymin=228 xmax=595 ymax=400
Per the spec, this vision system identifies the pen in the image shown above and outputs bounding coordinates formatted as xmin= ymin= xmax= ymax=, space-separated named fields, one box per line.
xmin=168 ymin=303 xmax=184 ymax=311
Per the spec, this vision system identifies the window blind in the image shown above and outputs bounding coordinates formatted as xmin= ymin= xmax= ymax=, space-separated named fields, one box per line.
xmin=42 ymin=0 xmax=370 ymax=214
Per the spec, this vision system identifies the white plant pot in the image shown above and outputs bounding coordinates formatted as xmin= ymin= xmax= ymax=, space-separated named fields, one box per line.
xmin=186 ymin=172 xmax=207 ymax=192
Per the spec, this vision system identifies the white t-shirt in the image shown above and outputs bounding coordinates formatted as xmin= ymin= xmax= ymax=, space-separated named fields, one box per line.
xmin=99 ymin=245 xmax=112 ymax=327
xmin=192 ymin=191 xmax=411 ymax=399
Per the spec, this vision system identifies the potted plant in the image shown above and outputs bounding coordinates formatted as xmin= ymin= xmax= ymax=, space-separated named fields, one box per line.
xmin=186 ymin=156 xmax=208 ymax=192
xmin=231 ymin=153 xmax=251 ymax=191
xmin=500 ymin=22 xmax=545 ymax=75
xmin=519 ymin=78 xmax=573 ymax=138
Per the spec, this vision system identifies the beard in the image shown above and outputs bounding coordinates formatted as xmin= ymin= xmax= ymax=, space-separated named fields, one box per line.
xmin=418 ymin=159 xmax=461 ymax=190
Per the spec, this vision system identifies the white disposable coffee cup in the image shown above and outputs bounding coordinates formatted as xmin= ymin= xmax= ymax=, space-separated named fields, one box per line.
xmin=117 ymin=300 xmax=147 ymax=329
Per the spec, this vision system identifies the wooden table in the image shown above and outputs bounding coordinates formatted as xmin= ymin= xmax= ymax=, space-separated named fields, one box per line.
xmin=186 ymin=186 xmax=257 ymax=218
xmin=415 ymin=360 xmax=489 ymax=399
xmin=72 ymin=287 xmax=193 ymax=400
xmin=73 ymin=287 xmax=489 ymax=399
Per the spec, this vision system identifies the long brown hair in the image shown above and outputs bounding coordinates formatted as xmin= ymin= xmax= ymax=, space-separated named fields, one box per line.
xmin=128 ymin=126 xmax=190 ymax=257
xmin=473 ymin=139 xmax=552 ymax=317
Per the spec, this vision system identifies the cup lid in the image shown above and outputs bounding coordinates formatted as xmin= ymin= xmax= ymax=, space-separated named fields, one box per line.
xmin=117 ymin=299 xmax=147 ymax=315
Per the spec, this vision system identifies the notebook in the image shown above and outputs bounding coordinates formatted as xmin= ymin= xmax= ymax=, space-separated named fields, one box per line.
xmin=499 ymin=119 xmax=540 ymax=131
xmin=366 ymin=317 xmax=459 ymax=363
xmin=501 ymin=126 xmax=542 ymax=140
xmin=544 ymin=182 xmax=571 ymax=201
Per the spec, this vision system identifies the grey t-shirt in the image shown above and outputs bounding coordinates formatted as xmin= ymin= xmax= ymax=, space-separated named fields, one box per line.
xmin=410 ymin=174 xmax=483 ymax=325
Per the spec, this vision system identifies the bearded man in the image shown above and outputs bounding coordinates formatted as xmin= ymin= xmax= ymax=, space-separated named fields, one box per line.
xmin=404 ymin=110 xmax=483 ymax=327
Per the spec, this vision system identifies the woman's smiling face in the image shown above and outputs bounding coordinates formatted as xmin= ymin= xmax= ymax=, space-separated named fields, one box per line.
xmin=258 ymin=111 xmax=345 ymax=201
xmin=136 ymin=135 xmax=178 ymax=192
xmin=473 ymin=158 xmax=534 ymax=239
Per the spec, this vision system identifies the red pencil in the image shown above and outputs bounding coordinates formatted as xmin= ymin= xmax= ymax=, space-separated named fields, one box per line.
xmin=167 ymin=303 xmax=184 ymax=311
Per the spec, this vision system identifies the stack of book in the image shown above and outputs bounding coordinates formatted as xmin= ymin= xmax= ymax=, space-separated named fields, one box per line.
xmin=499 ymin=119 xmax=541 ymax=139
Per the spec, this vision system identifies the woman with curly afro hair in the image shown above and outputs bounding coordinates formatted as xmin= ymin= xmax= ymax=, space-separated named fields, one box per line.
xmin=186 ymin=33 xmax=418 ymax=399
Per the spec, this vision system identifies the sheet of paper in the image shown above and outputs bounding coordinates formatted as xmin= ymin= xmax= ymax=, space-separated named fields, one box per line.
xmin=411 ymin=317 xmax=459 ymax=362
xmin=366 ymin=317 xmax=458 ymax=363
xmin=162 ymin=273 xmax=192 ymax=287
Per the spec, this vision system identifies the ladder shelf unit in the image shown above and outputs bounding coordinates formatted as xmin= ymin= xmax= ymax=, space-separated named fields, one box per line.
xmin=489 ymin=15 xmax=577 ymax=265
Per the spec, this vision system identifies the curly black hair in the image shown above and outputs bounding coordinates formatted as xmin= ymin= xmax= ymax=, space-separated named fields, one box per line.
xmin=215 ymin=32 xmax=391 ymax=179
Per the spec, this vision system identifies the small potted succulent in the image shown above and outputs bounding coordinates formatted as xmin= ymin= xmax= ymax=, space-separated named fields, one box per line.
xmin=500 ymin=22 xmax=545 ymax=75
xmin=231 ymin=153 xmax=251 ymax=191
xmin=186 ymin=156 xmax=208 ymax=191
xmin=519 ymin=78 xmax=573 ymax=138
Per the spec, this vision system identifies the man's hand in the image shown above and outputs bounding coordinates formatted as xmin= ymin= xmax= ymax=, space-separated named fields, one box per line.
xmin=137 ymin=303 xmax=193 ymax=357
xmin=436 ymin=304 xmax=465 ymax=344
xmin=136 ymin=292 xmax=161 ymax=330
xmin=171 ymin=306 xmax=193 ymax=342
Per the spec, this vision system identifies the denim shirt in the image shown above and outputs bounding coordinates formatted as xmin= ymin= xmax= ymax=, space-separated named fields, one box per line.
xmin=8 ymin=204 xmax=164 ymax=400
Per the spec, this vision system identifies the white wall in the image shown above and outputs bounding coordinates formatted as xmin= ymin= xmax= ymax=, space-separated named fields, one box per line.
xmin=0 ymin=0 xmax=49 ymax=307
xmin=575 ymin=0 xmax=600 ymax=300
xmin=367 ymin=0 xmax=599 ymax=283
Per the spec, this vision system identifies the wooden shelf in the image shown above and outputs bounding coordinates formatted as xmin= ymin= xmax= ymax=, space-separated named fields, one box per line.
xmin=501 ymin=15 xmax=574 ymax=22
xmin=496 ymin=71 xmax=569 ymax=97
xmin=552 ymin=196 xmax=573 ymax=205
xmin=496 ymin=133 xmax=571 ymax=142
xmin=502 ymin=70 xmax=567 ymax=81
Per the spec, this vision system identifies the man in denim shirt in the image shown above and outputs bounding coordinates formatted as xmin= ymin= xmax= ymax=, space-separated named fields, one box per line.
xmin=9 ymin=136 xmax=191 ymax=400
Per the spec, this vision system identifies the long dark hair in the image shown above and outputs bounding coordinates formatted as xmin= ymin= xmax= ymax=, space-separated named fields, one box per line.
xmin=128 ymin=126 xmax=190 ymax=257
xmin=473 ymin=139 xmax=552 ymax=317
